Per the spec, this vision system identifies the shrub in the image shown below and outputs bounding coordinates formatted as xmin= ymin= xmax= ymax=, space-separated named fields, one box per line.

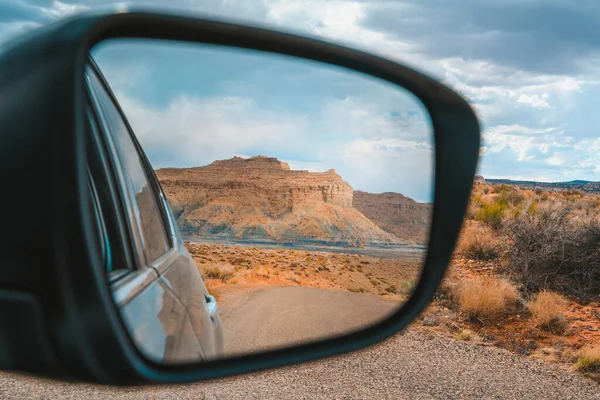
xmin=476 ymin=201 xmax=509 ymax=230
xmin=576 ymin=346 xmax=600 ymax=373
xmin=284 ymin=272 xmax=299 ymax=284
xmin=230 ymin=257 xmax=248 ymax=265
xmin=562 ymin=189 xmax=583 ymax=198
xmin=466 ymin=203 xmax=479 ymax=221
xmin=493 ymin=184 xmax=513 ymax=194
xmin=472 ymin=194 xmax=483 ymax=206
xmin=528 ymin=290 xmax=568 ymax=332
xmin=456 ymin=276 xmax=519 ymax=319
xmin=497 ymin=189 xmax=525 ymax=207
xmin=458 ymin=224 xmax=501 ymax=261
xmin=254 ymin=266 xmax=272 ymax=278
xmin=454 ymin=329 xmax=476 ymax=341
xmin=527 ymin=200 xmax=539 ymax=215
xmin=385 ymin=285 xmax=398 ymax=294
xmin=504 ymin=203 xmax=600 ymax=297
xmin=398 ymin=279 xmax=417 ymax=295
xmin=202 ymin=263 xmax=235 ymax=282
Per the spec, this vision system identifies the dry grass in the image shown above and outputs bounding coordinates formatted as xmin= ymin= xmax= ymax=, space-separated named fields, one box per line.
xmin=576 ymin=346 xmax=600 ymax=374
xmin=348 ymin=287 xmax=365 ymax=293
xmin=284 ymin=271 xmax=299 ymax=284
xmin=454 ymin=329 xmax=477 ymax=341
xmin=202 ymin=263 xmax=235 ymax=282
xmin=456 ymin=276 xmax=520 ymax=319
xmin=457 ymin=223 xmax=501 ymax=261
xmin=253 ymin=265 xmax=273 ymax=278
xmin=528 ymin=290 xmax=568 ymax=332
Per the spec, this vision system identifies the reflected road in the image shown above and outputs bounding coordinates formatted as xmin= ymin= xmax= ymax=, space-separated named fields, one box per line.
xmin=214 ymin=285 xmax=399 ymax=356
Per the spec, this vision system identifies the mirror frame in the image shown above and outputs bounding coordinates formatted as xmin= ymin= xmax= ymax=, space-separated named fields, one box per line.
xmin=0 ymin=10 xmax=480 ymax=384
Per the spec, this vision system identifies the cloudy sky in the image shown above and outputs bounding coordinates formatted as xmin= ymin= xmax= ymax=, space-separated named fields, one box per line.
xmin=3 ymin=1 xmax=600 ymax=202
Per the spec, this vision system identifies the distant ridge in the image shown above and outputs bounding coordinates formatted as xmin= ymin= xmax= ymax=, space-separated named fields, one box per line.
xmin=483 ymin=178 xmax=600 ymax=194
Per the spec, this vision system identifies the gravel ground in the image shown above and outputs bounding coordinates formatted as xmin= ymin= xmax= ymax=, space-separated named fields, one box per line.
xmin=0 ymin=329 xmax=598 ymax=400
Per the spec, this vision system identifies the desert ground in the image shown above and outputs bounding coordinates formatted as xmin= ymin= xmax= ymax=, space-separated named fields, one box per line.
xmin=185 ymin=242 xmax=422 ymax=355
xmin=185 ymin=179 xmax=600 ymax=384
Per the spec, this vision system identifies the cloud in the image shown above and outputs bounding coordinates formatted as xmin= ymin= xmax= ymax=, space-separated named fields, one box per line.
xmin=265 ymin=1 xmax=423 ymax=69
xmin=8 ymin=0 xmax=600 ymax=186
xmin=546 ymin=153 xmax=564 ymax=166
xmin=517 ymin=93 xmax=551 ymax=109
xmin=359 ymin=0 xmax=600 ymax=76
xmin=27 ymin=0 xmax=271 ymax=21
xmin=0 ymin=1 xmax=46 ymax=23
xmin=331 ymin=137 xmax=433 ymax=201
xmin=258 ymin=1 xmax=600 ymax=184
xmin=112 ymin=88 xmax=433 ymax=201
xmin=39 ymin=1 xmax=89 ymax=18
xmin=319 ymin=95 xmax=431 ymax=143
xmin=0 ymin=1 xmax=90 ymax=43
xmin=115 ymin=92 xmax=309 ymax=168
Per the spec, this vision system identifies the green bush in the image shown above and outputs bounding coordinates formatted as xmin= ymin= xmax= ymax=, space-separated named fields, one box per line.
xmin=493 ymin=184 xmax=513 ymax=194
xmin=497 ymin=190 xmax=525 ymax=206
xmin=385 ymin=285 xmax=398 ymax=294
xmin=476 ymin=201 xmax=508 ymax=229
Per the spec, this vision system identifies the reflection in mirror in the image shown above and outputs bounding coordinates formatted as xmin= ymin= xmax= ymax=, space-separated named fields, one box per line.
xmin=88 ymin=39 xmax=433 ymax=364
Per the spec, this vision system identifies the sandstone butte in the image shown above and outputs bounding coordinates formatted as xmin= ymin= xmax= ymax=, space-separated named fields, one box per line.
xmin=155 ymin=155 xmax=430 ymax=247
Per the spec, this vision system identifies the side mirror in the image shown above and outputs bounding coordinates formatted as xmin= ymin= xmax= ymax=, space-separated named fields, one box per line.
xmin=0 ymin=10 xmax=479 ymax=384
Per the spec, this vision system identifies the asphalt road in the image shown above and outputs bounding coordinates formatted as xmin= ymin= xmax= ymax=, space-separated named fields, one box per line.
xmin=216 ymin=285 xmax=399 ymax=356
xmin=0 ymin=287 xmax=598 ymax=399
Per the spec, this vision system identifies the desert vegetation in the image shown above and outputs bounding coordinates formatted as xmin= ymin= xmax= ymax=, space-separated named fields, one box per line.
xmin=421 ymin=181 xmax=600 ymax=381
xmin=576 ymin=346 xmax=600 ymax=377
xmin=186 ymin=243 xmax=421 ymax=299
xmin=455 ymin=276 xmax=519 ymax=320
xmin=528 ymin=291 xmax=568 ymax=333
xmin=504 ymin=204 xmax=600 ymax=297
xmin=183 ymin=180 xmax=600 ymax=382
xmin=467 ymin=183 xmax=600 ymax=298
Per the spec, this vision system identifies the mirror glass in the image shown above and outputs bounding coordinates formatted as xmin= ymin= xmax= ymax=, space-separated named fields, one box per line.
xmin=87 ymin=39 xmax=433 ymax=364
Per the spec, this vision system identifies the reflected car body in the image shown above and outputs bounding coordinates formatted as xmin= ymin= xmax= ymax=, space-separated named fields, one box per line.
xmin=86 ymin=60 xmax=223 ymax=363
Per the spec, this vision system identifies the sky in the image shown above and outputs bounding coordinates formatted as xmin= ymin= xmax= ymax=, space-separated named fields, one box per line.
xmin=3 ymin=1 xmax=600 ymax=202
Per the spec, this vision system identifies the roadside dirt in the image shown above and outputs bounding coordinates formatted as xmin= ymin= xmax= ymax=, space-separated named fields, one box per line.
xmin=186 ymin=242 xmax=421 ymax=299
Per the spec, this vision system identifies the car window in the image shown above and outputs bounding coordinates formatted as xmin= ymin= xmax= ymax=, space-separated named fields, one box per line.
xmin=86 ymin=67 xmax=170 ymax=264
xmin=88 ymin=170 xmax=113 ymax=274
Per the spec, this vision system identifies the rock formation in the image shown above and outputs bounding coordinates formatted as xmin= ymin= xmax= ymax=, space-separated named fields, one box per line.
xmin=155 ymin=156 xmax=402 ymax=247
xmin=353 ymin=191 xmax=432 ymax=245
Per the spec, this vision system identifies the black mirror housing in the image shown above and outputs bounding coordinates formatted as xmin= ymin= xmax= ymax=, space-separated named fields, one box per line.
xmin=0 ymin=10 xmax=480 ymax=384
